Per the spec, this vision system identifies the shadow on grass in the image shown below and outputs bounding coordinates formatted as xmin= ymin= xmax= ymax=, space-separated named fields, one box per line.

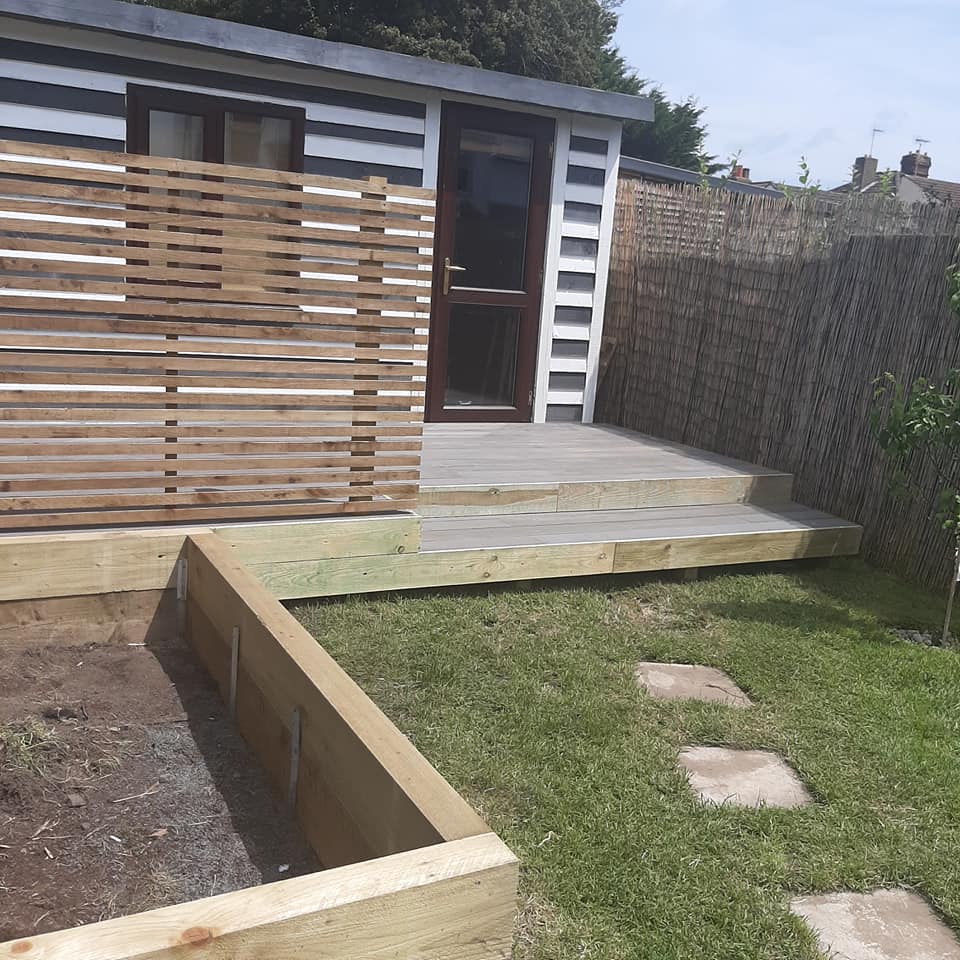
xmin=696 ymin=557 xmax=949 ymax=641
xmin=288 ymin=556 xmax=951 ymax=650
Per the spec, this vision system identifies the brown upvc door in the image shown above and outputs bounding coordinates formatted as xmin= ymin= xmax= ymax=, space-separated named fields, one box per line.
xmin=426 ymin=103 xmax=554 ymax=422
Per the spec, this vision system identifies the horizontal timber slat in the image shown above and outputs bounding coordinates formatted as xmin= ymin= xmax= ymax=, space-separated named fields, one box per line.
xmin=0 ymin=296 xmax=427 ymax=330
xmin=0 ymin=233 xmax=433 ymax=268
xmin=0 ymin=498 xmax=419 ymax=529
xmin=0 ymin=192 xmax=434 ymax=232
xmin=0 ymin=140 xmax=433 ymax=529
xmin=0 ymin=137 xmax=435 ymax=199
xmin=2 ymin=173 xmax=434 ymax=220
xmin=0 ymin=214 xmax=429 ymax=256
xmin=0 ymin=455 xmax=419 ymax=475
xmin=0 ymin=391 xmax=421 ymax=411
xmin=0 ymin=251 xmax=428 ymax=288
xmin=0 ymin=313 xmax=429 ymax=346
xmin=0 ymin=275 xmax=429 ymax=313
xmin=0 ymin=424 xmax=421 ymax=439
xmin=0 ymin=351 xmax=423 ymax=379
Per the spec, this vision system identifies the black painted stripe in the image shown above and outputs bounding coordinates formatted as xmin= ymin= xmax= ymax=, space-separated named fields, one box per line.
xmin=0 ymin=77 xmax=125 ymax=116
xmin=558 ymin=271 xmax=595 ymax=292
xmin=549 ymin=372 xmax=587 ymax=391
xmin=545 ymin=403 xmax=584 ymax=422
xmin=560 ymin=236 xmax=598 ymax=257
xmin=552 ymin=339 xmax=589 ymax=358
xmin=566 ymin=164 xmax=605 ymax=186
xmin=554 ymin=305 xmax=592 ymax=326
xmin=0 ymin=125 xmax=124 ymax=152
xmin=304 ymin=155 xmax=422 ymax=186
xmin=305 ymin=120 xmax=424 ymax=147
xmin=569 ymin=135 xmax=607 ymax=155
xmin=563 ymin=200 xmax=602 ymax=224
xmin=0 ymin=39 xmax=427 ymax=119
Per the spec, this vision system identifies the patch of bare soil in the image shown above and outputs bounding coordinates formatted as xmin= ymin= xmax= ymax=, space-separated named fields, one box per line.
xmin=0 ymin=632 xmax=319 ymax=942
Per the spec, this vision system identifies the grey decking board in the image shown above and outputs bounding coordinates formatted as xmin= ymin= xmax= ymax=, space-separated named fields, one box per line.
xmin=420 ymin=423 xmax=786 ymax=486
xmin=419 ymin=502 xmax=859 ymax=552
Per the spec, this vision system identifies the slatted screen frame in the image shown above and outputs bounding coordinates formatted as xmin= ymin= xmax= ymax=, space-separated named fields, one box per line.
xmin=0 ymin=139 xmax=433 ymax=529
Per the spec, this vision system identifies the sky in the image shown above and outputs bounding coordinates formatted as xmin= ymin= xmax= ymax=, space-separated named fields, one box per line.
xmin=614 ymin=0 xmax=960 ymax=188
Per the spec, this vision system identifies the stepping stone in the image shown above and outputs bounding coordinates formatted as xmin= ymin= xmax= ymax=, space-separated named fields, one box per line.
xmin=678 ymin=746 xmax=811 ymax=808
xmin=790 ymin=889 xmax=960 ymax=960
xmin=634 ymin=662 xmax=750 ymax=707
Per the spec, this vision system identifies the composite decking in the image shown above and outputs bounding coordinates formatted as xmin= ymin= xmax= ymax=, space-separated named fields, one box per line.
xmin=240 ymin=424 xmax=861 ymax=599
xmin=0 ymin=424 xmax=861 ymax=602
xmin=418 ymin=423 xmax=795 ymax=516
xmin=420 ymin=423 xmax=787 ymax=486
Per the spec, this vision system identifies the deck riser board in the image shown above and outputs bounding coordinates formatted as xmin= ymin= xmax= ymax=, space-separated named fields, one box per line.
xmin=418 ymin=474 xmax=794 ymax=517
xmin=253 ymin=523 xmax=862 ymax=599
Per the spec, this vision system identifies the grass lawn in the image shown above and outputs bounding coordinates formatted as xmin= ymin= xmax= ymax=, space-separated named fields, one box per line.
xmin=292 ymin=558 xmax=960 ymax=960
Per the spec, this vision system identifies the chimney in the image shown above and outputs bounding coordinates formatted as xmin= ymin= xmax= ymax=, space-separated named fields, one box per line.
xmin=853 ymin=155 xmax=878 ymax=190
xmin=901 ymin=150 xmax=931 ymax=177
xmin=731 ymin=164 xmax=751 ymax=181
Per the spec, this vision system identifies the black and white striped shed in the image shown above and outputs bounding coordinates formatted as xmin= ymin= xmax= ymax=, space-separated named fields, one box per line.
xmin=0 ymin=0 xmax=653 ymax=423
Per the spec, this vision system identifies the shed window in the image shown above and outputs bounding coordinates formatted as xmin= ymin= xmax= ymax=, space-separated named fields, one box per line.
xmin=127 ymin=86 xmax=305 ymax=171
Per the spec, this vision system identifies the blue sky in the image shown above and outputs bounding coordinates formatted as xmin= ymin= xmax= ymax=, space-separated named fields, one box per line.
xmin=615 ymin=0 xmax=960 ymax=188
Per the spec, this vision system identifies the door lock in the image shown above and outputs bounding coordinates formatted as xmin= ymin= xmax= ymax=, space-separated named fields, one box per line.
xmin=442 ymin=256 xmax=467 ymax=295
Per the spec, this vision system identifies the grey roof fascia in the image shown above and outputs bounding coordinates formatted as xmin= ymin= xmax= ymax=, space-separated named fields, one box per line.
xmin=619 ymin=155 xmax=786 ymax=197
xmin=0 ymin=0 xmax=654 ymax=123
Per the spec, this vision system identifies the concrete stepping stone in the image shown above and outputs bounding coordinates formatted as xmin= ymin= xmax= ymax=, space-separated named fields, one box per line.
xmin=790 ymin=889 xmax=960 ymax=960
xmin=678 ymin=746 xmax=811 ymax=808
xmin=635 ymin=662 xmax=750 ymax=707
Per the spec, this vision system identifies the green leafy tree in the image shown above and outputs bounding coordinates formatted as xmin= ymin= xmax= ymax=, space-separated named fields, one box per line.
xmin=133 ymin=0 xmax=710 ymax=168
xmin=873 ymin=252 xmax=960 ymax=644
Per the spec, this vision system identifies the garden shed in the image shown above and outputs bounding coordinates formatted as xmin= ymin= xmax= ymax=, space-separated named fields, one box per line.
xmin=0 ymin=0 xmax=652 ymax=424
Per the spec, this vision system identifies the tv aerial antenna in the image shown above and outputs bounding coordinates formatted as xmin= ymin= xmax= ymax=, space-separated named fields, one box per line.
xmin=914 ymin=136 xmax=930 ymax=153
xmin=868 ymin=127 xmax=884 ymax=156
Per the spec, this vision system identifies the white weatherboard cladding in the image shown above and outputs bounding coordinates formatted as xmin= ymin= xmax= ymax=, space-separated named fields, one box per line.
xmin=0 ymin=16 xmax=429 ymax=186
xmin=535 ymin=114 xmax=620 ymax=423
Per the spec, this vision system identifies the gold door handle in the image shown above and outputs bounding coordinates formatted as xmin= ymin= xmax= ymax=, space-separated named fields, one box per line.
xmin=442 ymin=256 xmax=466 ymax=295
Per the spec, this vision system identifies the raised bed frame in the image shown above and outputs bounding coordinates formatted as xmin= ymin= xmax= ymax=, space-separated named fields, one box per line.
xmin=0 ymin=525 xmax=518 ymax=960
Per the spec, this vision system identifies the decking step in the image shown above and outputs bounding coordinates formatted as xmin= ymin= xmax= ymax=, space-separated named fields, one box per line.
xmin=418 ymin=502 xmax=859 ymax=552
xmin=254 ymin=502 xmax=862 ymax=599
xmin=418 ymin=472 xmax=793 ymax=517
xmin=419 ymin=423 xmax=794 ymax=516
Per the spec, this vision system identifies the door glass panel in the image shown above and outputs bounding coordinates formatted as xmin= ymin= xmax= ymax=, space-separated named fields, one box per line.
xmin=444 ymin=304 xmax=520 ymax=408
xmin=452 ymin=129 xmax=533 ymax=291
xmin=225 ymin=112 xmax=293 ymax=170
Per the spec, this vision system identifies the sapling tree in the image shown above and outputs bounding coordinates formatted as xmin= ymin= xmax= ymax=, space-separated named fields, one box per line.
xmin=872 ymin=250 xmax=960 ymax=644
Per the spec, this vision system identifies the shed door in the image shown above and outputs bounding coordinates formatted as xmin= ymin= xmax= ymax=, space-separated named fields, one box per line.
xmin=426 ymin=103 xmax=554 ymax=422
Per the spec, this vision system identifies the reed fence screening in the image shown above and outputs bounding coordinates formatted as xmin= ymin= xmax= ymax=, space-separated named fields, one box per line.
xmin=0 ymin=139 xmax=433 ymax=529
xmin=598 ymin=176 xmax=960 ymax=587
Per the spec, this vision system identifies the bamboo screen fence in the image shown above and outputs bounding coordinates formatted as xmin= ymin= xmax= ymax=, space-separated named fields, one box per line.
xmin=599 ymin=176 xmax=960 ymax=587
xmin=0 ymin=139 xmax=433 ymax=529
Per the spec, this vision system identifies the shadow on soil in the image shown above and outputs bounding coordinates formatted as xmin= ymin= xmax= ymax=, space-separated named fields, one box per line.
xmin=144 ymin=597 xmax=319 ymax=889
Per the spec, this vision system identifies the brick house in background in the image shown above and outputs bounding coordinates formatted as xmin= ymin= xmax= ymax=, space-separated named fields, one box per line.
xmin=830 ymin=149 xmax=960 ymax=207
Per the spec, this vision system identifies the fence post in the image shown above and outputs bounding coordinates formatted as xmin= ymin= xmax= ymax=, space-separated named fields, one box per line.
xmin=350 ymin=176 xmax=388 ymax=502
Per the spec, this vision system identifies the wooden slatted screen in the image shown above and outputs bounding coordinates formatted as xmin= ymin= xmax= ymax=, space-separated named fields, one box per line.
xmin=0 ymin=139 xmax=433 ymax=529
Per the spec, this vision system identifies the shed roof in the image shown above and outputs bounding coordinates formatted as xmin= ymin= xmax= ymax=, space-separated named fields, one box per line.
xmin=0 ymin=0 xmax=654 ymax=124
xmin=619 ymin=155 xmax=785 ymax=198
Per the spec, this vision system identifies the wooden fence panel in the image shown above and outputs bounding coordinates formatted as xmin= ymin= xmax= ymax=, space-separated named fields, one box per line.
xmin=0 ymin=139 xmax=433 ymax=529
xmin=599 ymin=176 xmax=960 ymax=587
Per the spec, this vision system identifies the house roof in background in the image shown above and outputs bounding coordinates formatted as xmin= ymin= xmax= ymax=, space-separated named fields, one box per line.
xmin=0 ymin=0 xmax=654 ymax=123
xmin=829 ymin=171 xmax=960 ymax=207
xmin=906 ymin=175 xmax=960 ymax=206
xmin=619 ymin=155 xmax=785 ymax=197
